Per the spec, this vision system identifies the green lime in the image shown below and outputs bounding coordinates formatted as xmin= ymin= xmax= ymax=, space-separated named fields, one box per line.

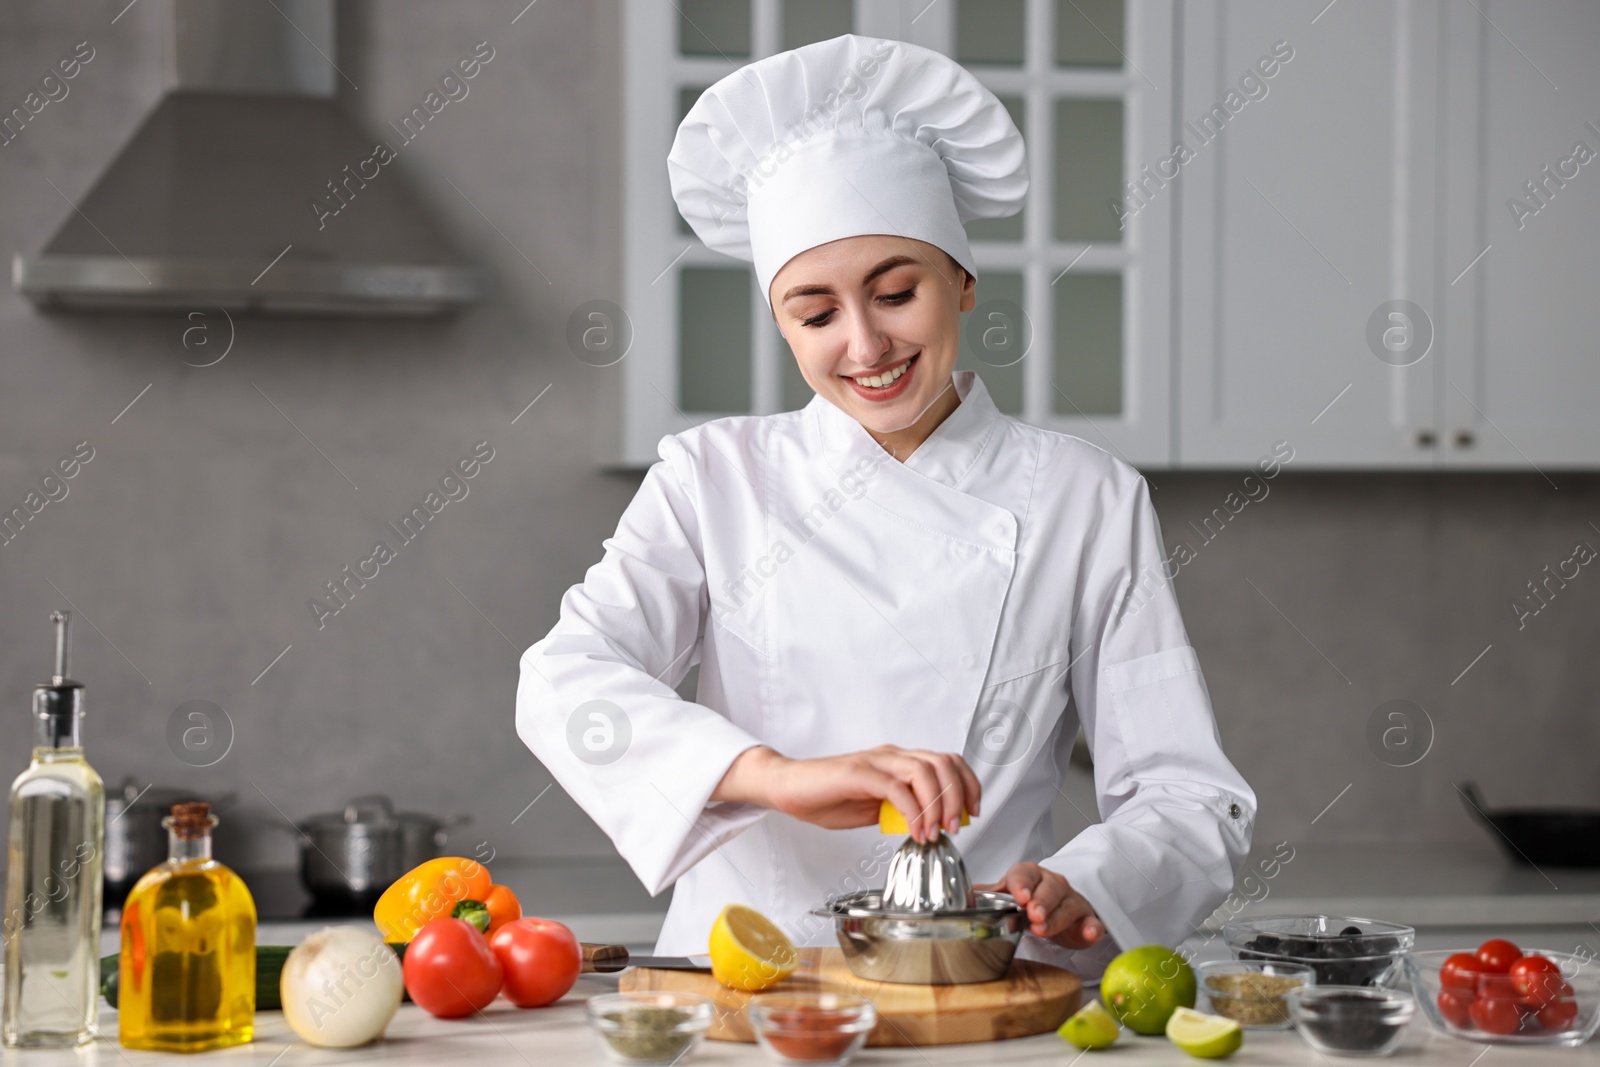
xmin=1165 ymin=1007 xmax=1243 ymax=1059
xmin=1099 ymin=945 xmax=1197 ymax=1036
xmin=1058 ymin=999 xmax=1121 ymax=1050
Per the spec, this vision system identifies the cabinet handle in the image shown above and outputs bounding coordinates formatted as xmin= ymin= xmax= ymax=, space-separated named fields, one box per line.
xmin=1453 ymin=430 xmax=1475 ymax=448
xmin=1413 ymin=429 xmax=1437 ymax=448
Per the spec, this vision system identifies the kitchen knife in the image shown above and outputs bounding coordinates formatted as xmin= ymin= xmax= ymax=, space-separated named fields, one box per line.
xmin=585 ymin=953 xmax=710 ymax=979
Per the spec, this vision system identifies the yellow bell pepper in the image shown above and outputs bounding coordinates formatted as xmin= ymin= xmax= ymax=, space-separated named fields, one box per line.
xmin=373 ymin=857 xmax=493 ymax=943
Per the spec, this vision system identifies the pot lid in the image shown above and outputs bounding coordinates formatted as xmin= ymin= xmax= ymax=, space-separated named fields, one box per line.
xmin=299 ymin=794 xmax=400 ymax=831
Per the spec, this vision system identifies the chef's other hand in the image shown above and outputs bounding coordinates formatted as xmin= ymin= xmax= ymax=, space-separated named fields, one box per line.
xmin=974 ymin=863 xmax=1105 ymax=950
xmin=711 ymin=744 xmax=981 ymax=842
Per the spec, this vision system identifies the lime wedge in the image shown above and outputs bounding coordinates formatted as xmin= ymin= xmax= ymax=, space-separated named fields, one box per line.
xmin=1165 ymin=1007 xmax=1243 ymax=1059
xmin=1058 ymin=999 xmax=1120 ymax=1050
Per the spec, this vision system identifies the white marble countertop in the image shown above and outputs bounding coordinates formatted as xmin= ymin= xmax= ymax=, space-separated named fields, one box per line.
xmin=4 ymin=968 xmax=1599 ymax=1066
xmin=5 ymin=922 xmax=1596 ymax=1064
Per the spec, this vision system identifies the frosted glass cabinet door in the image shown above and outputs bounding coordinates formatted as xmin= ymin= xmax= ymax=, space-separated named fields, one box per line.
xmin=1175 ymin=0 xmax=1442 ymax=468
xmin=678 ymin=0 xmax=751 ymax=57
xmin=783 ymin=0 xmax=854 ymax=49
xmin=957 ymin=271 xmax=1027 ymax=415
xmin=1056 ymin=0 xmax=1125 ymax=67
xmin=1052 ymin=274 xmax=1121 ymax=417
xmin=1438 ymin=0 xmax=1600 ymax=468
xmin=955 ymin=0 xmax=1025 ymax=66
xmin=680 ymin=267 xmax=753 ymax=413
xmin=1054 ymin=99 xmax=1124 ymax=244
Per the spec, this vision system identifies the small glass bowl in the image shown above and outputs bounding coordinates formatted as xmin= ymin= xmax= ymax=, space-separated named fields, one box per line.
xmin=1199 ymin=960 xmax=1316 ymax=1030
xmin=1287 ymin=985 xmax=1415 ymax=1057
xmin=1406 ymin=949 xmax=1600 ymax=1047
xmin=747 ymin=992 xmax=877 ymax=1066
xmin=1224 ymin=915 xmax=1415 ymax=987
xmin=587 ymin=991 xmax=714 ymax=1065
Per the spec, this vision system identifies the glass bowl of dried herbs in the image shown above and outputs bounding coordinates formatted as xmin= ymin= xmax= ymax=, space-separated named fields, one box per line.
xmin=588 ymin=991 xmax=714 ymax=1064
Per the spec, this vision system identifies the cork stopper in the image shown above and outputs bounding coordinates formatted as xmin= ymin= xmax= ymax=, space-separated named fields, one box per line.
xmin=165 ymin=801 xmax=215 ymax=839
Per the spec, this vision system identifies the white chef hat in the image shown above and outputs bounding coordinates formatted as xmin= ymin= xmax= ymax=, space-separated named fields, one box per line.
xmin=669 ymin=35 xmax=1027 ymax=305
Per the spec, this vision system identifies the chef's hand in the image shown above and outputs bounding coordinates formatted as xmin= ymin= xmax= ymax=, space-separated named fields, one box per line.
xmin=711 ymin=744 xmax=981 ymax=842
xmin=974 ymin=863 xmax=1105 ymax=950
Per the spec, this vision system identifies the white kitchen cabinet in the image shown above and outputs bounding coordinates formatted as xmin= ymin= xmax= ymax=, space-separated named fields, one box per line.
xmin=1174 ymin=0 xmax=1444 ymax=468
xmin=1177 ymin=0 xmax=1600 ymax=470
xmin=621 ymin=0 xmax=1597 ymax=471
xmin=1437 ymin=0 xmax=1600 ymax=471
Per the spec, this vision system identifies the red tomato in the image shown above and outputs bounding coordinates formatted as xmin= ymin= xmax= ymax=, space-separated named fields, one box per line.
xmin=403 ymin=917 xmax=503 ymax=1018
xmin=1476 ymin=938 xmax=1523 ymax=974
xmin=1437 ymin=990 xmax=1475 ymax=1029
xmin=1509 ymin=955 xmax=1563 ymax=1002
xmin=1440 ymin=952 xmax=1489 ymax=992
xmin=490 ymin=917 xmax=582 ymax=1008
xmin=1536 ymin=996 xmax=1579 ymax=1032
xmin=1469 ymin=996 xmax=1526 ymax=1036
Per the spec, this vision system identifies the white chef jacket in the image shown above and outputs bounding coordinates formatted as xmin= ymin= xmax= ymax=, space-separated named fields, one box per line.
xmin=516 ymin=371 xmax=1255 ymax=976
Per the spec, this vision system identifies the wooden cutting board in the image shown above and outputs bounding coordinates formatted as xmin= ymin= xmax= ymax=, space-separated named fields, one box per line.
xmin=619 ymin=947 xmax=1081 ymax=1047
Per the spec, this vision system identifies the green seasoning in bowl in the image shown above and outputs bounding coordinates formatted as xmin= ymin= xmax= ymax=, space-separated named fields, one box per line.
xmin=1199 ymin=960 xmax=1315 ymax=1029
xmin=587 ymin=992 xmax=713 ymax=1065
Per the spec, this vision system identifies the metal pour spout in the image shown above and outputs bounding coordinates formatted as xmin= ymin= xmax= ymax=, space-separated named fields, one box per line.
xmin=52 ymin=610 xmax=71 ymax=683
xmin=34 ymin=610 xmax=85 ymax=749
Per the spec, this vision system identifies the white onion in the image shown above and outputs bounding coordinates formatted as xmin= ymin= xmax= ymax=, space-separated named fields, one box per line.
xmin=280 ymin=926 xmax=404 ymax=1048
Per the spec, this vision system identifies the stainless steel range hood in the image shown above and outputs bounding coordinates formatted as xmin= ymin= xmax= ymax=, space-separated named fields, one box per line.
xmin=13 ymin=0 xmax=481 ymax=315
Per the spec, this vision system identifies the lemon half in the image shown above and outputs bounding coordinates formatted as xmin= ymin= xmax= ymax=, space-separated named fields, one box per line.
xmin=708 ymin=904 xmax=798 ymax=992
xmin=878 ymin=799 xmax=970 ymax=835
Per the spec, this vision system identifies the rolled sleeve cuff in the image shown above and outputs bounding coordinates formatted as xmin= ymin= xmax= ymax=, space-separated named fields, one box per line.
xmin=620 ymin=726 xmax=770 ymax=896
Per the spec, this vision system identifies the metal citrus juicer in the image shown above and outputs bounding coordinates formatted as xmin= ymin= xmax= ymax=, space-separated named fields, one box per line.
xmin=882 ymin=828 xmax=976 ymax=912
xmin=811 ymin=814 xmax=1027 ymax=984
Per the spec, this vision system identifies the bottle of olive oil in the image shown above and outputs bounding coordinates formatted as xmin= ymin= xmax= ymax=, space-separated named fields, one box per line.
xmin=118 ymin=802 xmax=255 ymax=1052
xmin=3 ymin=611 xmax=105 ymax=1049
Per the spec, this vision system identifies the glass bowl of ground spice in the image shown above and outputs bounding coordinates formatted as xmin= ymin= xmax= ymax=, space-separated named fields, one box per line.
xmin=747 ymin=992 xmax=877 ymax=1066
xmin=587 ymin=991 xmax=714 ymax=1065
xmin=1199 ymin=960 xmax=1315 ymax=1029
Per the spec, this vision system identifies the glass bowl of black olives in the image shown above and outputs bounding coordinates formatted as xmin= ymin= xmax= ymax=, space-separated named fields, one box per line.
xmin=1223 ymin=915 xmax=1415 ymax=987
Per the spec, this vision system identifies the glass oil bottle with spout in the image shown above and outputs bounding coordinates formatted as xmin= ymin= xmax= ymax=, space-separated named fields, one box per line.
xmin=3 ymin=610 xmax=105 ymax=1049
xmin=118 ymin=802 xmax=255 ymax=1052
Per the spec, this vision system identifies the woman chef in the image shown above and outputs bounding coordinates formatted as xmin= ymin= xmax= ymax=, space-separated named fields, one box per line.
xmin=517 ymin=35 xmax=1255 ymax=976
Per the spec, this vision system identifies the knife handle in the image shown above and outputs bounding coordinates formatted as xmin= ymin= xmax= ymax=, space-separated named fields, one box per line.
xmin=580 ymin=942 xmax=629 ymax=973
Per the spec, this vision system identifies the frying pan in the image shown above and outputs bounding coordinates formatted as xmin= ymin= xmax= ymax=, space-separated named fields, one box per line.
xmin=1457 ymin=781 xmax=1600 ymax=868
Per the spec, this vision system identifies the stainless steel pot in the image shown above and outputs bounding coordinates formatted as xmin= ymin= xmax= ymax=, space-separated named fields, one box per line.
xmin=294 ymin=795 xmax=470 ymax=903
xmin=104 ymin=778 xmax=235 ymax=907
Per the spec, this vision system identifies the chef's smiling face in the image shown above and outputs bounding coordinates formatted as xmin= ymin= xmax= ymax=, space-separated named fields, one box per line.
xmin=772 ymin=235 xmax=976 ymax=444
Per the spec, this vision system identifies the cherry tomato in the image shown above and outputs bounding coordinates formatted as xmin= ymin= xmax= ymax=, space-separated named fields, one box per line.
xmin=1437 ymin=990 xmax=1474 ymax=1029
xmin=1536 ymin=995 xmax=1578 ymax=1032
xmin=403 ymin=917 xmax=503 ymax=1018
xmin=1476 ymin=938 xmax=1522 ymax=974
xmin=483 ymin=884 xmax=522 ymax=936
xmin=1509 ymin=955 xmax=1563 ymax=1002
xmin=1440 ymin=952 xmax=1489 ymax=992
xmin=1469 ymin=996 xmax=1527 ymax=1036
xmin=490 ymin=917 xmax=582 ymax=1008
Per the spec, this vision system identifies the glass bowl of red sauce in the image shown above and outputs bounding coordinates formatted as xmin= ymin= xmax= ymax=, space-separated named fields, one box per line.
xmin=747 ymin=992 xmax=877 ymax=1066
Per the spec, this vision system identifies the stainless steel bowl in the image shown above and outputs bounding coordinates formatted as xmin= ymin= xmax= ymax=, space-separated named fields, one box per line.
xmin=811 ymin=889 xmax=1026 ymax=985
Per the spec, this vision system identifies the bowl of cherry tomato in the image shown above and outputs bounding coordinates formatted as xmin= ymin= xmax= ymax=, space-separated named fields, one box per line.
xmin=1406 ymin=940 xmax=1600 ymax=1047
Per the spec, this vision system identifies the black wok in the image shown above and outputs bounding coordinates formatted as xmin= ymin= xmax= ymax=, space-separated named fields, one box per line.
xmin=1457 ymin=781 xmax=1600 ymax=869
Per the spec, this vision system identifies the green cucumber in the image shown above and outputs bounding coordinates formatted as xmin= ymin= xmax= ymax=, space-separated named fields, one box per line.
xmin=101 ymin=945 xmax=296 ymax=1010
